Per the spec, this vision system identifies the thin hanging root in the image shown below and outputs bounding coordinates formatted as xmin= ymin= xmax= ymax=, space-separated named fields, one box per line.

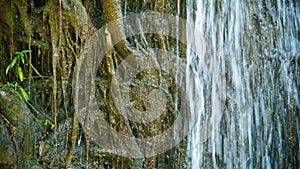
xmin=28 ymin=38 xmax=32 ymax=95
xmin=85 ymin=136 xmax=90 ymax=169
xmin=66 ymin=115 xmax=78 ymax=168
xmin=49 ymin=0 xmax=59 ymax=158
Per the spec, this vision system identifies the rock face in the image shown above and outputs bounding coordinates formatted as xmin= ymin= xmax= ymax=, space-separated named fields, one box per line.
xmin=0 ymin=86 xmax=42 ymax=169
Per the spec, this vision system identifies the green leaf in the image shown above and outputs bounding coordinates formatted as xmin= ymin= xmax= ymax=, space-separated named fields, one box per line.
xmin=17 ymin=67 xmax=24 ymax=82
xmin=51 ymin=124 xmax=55 ymax=130
xmin=14 ymin=82 xmax=18 ymax=90
xmin=11 ymin=56 xmax=18 ymax=68
xmin=5 ymin=82 xmax=11 ymax=87
xmin=5 ymin=64 xmax=11 ymax=74
xmin=44 ymin=119 xmax=50 ymax=126
xmin=18 ymin=86 xmax=29 ymax=101
xmin=10 ymin=83 xmax=15 ymax=88
xmin=38 ymin=144 xmax=43 ymax=154
xmin=21 ymin=50 xmax=32 ymax=54
xmin=15 ymin=52 xmax=23 ymax=58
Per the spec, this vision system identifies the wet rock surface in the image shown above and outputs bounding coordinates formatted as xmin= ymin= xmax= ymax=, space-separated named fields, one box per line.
xmin=0 ymin=86 xmax=43 ymax=169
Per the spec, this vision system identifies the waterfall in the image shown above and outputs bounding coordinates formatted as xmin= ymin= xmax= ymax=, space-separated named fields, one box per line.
xmin=187 ymin=0 xmax=299 ymax=168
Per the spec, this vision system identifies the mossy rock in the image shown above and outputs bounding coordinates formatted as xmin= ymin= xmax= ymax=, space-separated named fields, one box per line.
xmin=0 ymin=85 xmax=43 ymax=168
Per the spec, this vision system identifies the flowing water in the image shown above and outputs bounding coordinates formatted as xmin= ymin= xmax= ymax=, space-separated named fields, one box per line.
xmin=186 ymin=0 xmax=299 ymax=168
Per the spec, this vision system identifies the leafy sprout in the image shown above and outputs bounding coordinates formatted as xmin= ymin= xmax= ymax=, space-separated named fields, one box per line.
xmin=44 ymin=119 xmax=55 ymax=130
xmin=5 ymin=50 xmax=32 ymax=101
xmin=6 ymin=50 xmax=31 ymax=82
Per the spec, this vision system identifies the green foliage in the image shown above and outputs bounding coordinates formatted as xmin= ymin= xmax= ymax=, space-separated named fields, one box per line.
xmin=44 ymin=119 xmax=55 ymax=130
xmin=6 ymin=50 xmax=31 ymax=82
xmin=18 ymin=85 xmax=29 ymax=101
xmin=5 ymin=82 xmax=29 ymax=102
xmin=5 ymin=50 xmax=32 ymax=101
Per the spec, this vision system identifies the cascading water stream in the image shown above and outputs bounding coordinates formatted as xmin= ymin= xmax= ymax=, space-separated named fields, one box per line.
xmin=187 ymin=0 xmax=299 ymax=168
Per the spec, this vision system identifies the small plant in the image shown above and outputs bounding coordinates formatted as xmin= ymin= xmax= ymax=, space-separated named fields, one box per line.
xmin=44 ymin=119 xmax=55 ymax=130
xmin=6 ymin=50 xmax=31 ymax=82
xmin=5 ymin=50 xmax=41 ymax=101
xmin=4 ymin=82 xmax=29 ymax=101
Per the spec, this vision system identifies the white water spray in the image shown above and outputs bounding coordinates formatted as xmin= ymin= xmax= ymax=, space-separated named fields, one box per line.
xmin=187 ymin=0 xmax=299 ymax=168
